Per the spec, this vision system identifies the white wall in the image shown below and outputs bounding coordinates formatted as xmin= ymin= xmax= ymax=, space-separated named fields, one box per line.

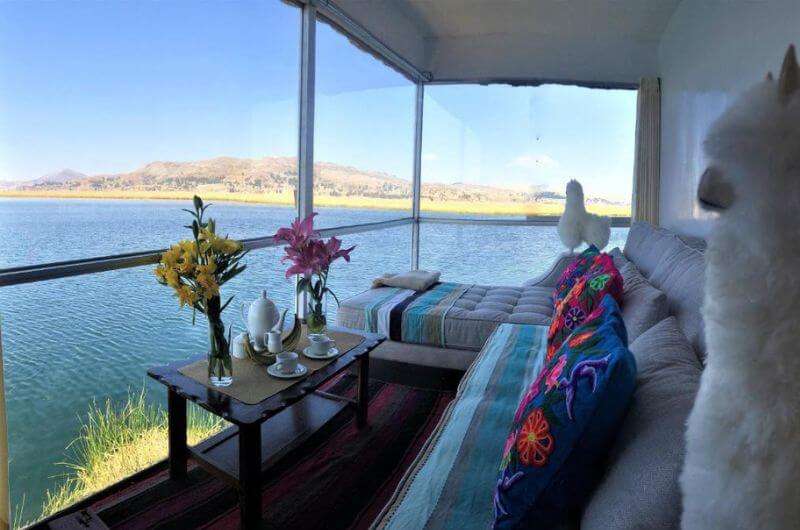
xmin=658 ymin=0 xmax=800 ymax=237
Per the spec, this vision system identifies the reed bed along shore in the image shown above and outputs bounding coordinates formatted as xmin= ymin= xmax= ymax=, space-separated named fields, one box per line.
xmin=0 ymin=190 xmax=631 ymax=217
xmin=28 ymin=389 xmax=226 ymax=526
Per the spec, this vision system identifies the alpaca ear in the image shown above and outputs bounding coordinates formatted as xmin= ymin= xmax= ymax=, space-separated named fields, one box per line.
xmin=698 ymin=166 xmax=735 ymax=211
xmin=778 ymin=44 xmax=799 ymax=104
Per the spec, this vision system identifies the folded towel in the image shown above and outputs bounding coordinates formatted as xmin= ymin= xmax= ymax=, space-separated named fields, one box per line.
xmin=372 ymin=270 xmax=441 ymax=291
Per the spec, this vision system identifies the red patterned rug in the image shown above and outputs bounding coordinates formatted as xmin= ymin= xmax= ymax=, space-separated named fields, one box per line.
xmin=82 ymin=373 xmax=453 ymax=529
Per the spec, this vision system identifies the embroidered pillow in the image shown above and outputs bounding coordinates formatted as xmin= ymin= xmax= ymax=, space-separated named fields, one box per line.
xmin=547 ymin=253 xmax=623 ymax=360
xmin=494 ymin=295 xmax=636 ymax=529
xmin=552 ymin=245 xmax=600 ymax=306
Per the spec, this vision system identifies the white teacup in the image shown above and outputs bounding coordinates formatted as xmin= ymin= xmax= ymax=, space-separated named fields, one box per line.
xmin=276 ymin=351 xmax=298 ymax=374
xmin=309 ymin=334 xmax=335 ymax=355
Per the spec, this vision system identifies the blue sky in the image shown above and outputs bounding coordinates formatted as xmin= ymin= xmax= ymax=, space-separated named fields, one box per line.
xmin=0 ymin=1 xmax=636 ymax=202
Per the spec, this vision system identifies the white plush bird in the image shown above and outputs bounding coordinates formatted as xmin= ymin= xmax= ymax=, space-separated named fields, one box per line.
xmin=557 ymin=179 xmax=611 ymax=252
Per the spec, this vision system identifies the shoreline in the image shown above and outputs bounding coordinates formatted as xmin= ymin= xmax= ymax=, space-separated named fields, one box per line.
xmin=0 ymin=190 xmax=632 ymax=217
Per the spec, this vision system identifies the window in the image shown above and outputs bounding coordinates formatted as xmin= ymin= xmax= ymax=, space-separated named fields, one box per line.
xmin=0 ymin=2 xmax=640 ymax=523
xmin=313 ymin=19 xmax=416 ymax=229
xmin=1 ymin=245 xmax=295 ymax=523
xmin=420 ymin=224 xmax=629 ymax=286
xmin=0 ymin=1 xmax=301 ymax=267
xmin=421 ymin=84 xmax=636 ymax=219
xmin=0 ymin=1 xmax=302 ymax=522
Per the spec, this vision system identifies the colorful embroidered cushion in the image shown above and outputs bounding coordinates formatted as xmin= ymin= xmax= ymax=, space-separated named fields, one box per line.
xmin=494 ymin=295 xmax=636 ymax=529
xmin=547 ymin=253 xmax=623 ymax=360
xmin=552 ymin=245 xmax=600 ymax=306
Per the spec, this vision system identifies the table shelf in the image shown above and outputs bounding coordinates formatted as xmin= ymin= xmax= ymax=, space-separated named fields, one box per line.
xmin=189 ymin=393 xmax=349 ymax=486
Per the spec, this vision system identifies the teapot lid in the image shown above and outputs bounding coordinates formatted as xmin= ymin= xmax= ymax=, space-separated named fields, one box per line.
xmin=251 ymin=290 xmax=275 ymax=312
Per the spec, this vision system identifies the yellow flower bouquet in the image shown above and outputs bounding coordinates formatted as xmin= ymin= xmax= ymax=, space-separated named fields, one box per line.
xmin=155 ymin=196 xmax=247 ymax=386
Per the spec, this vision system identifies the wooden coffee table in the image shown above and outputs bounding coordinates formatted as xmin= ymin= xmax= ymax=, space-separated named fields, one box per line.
xmin=147 ymin=327 xmax=384 ymax=529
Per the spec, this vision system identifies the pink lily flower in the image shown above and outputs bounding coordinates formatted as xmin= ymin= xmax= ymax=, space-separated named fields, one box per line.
xmin=275 ymin=213 xmax=356 ymax=279
xmin=275 ymin=212 xmax=317 ymax=248
xmin=325 ymin=236 xmax=355 ymax=263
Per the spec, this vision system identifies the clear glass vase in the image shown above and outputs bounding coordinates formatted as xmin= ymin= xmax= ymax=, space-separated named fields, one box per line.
xmin=206 ymin=300 xmax=233 ymax=387
xmin=306 ymin=295 xmax=327 ymax=336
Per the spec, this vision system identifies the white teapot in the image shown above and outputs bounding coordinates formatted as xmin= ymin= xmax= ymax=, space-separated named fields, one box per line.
xmin=241 ymin=290 xmax=279 ymax=348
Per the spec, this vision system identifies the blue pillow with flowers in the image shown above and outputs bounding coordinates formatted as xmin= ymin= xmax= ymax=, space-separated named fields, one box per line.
xmin=552 ymin=245 xmax=600 ymax=306
xmin=494 ymin=295 xmax=636 ymax=529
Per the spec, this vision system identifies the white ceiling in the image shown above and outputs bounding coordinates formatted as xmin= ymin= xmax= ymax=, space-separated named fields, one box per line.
xmin=332 ymin=0 xmax=682 ymax=85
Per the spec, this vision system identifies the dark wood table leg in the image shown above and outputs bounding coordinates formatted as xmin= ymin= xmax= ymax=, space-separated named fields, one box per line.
xmin=356 ymin=354 xmax=370 ymax=428
xmin=238 ymin=423 xmax=262 ymax=529
xmin=168 ymin=389 xmax=188 ymax=479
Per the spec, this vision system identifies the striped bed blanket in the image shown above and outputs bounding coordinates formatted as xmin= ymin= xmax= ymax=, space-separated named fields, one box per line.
xmin=373 ymin=323 xmax=548 ymax=530
xmin=363 ymin=282 xmax=472 ymax=347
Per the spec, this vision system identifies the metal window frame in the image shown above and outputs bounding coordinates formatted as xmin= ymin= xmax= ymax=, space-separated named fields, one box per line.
xmin=426 ymin=78 xmax=639 ymax=90
xmin=419 ymin=216 xmax=631 ymax=227
xmin=0 ymin=217 xmax=414 ymax=288
xmin=410 ymin=83 xmax=424 ymax=270
xmin=312 ymin=0 xmax=430 ymax=83
xmin=296 ymin=0 xmax=317 ymax=317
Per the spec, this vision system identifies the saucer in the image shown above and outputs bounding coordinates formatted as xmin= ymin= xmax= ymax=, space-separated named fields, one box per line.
xmin=303 ymin=346 xmax=340 ymax=360
xmin=266 ymin=363 xmax=308 ymax=379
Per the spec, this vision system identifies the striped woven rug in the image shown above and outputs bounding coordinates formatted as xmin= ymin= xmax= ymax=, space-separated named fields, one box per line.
xmin=83 ymin=373 xmax=453 ymax=529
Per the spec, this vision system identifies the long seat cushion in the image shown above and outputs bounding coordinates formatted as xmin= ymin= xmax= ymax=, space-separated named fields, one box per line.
xmin=337 ymin=284 xmax=553 ymax=351
xmin=374 ymin=323 xmax=549 ymax=529
xmin=581 ymin=317 xmax=702 ymax=530
xmin=445 ymin=285 xmax=553 ymax=350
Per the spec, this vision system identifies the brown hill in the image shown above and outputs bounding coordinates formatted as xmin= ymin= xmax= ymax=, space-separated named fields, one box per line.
xmin=15 ymin=156 xmax=626 ymax=206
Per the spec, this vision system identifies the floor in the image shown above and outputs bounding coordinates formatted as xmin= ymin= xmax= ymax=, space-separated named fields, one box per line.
xmin=42 ymin=364 xmax=459 ymax=530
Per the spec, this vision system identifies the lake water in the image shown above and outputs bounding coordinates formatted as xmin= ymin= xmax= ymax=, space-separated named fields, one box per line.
xmin=0 ymin=198 xmax=627 ymax=521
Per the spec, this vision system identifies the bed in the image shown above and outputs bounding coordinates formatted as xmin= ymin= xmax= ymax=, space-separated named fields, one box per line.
xmin=336 ymin=254 xmax=575 ymax=351
xmin=336 ymin=281 xmax=554 ymax=350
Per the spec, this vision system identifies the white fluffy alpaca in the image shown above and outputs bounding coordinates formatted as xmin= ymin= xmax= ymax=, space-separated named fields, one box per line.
xmin=682 ymin=45 xmax=800 ymax=529
xmin=557 ymin=179 xmax=611 ymax=251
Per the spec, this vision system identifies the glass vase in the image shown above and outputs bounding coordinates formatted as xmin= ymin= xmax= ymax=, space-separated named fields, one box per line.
xmin=206 ymin=299 xmax=233 ymax=387
xmin=306 ymin=295 xmax=327 ymax=336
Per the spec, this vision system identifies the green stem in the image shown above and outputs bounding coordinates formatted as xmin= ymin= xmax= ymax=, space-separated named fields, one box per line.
xmin=205 ymin=296 xmax=231 ymax=379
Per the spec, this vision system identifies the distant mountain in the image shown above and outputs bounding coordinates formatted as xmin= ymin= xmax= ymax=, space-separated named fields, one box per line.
xmin=11 ymin=157 xmax=628 ymax=207
xmin=29 ymin=169 xmax=88 ymax=186
xmin=0 ymin=169 xmax=87 ymax=189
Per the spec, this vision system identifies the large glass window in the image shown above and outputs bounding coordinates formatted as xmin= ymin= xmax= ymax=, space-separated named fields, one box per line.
xmin=313 ymin=19 xmax=415 ymax=229
xmin=1 ymin=245 xmax=294 ymax=524
xmin=421 ymin=84 xmax=636 ymax=219
xmin=420 ymin=224 xmax=629 ymax=286
xmin=0 ymin=2 xmax=641 ymax=523
xmin=0 ymin=1 xmax=302 ymax=523
xmin=0 ymin=1 xmax=300 ymax=267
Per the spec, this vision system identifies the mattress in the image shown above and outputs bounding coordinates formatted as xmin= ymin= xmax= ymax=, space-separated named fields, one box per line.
xmin=336 ymin=283 xmax=553 ymax=350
